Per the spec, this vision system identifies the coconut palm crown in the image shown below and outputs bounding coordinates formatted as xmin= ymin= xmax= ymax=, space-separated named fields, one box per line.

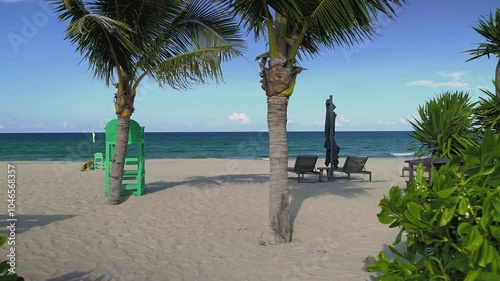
xmin=466 ymin=8 xmax=500 ymax=98
xmin=53 ymin=0 xmax=245 ymax=204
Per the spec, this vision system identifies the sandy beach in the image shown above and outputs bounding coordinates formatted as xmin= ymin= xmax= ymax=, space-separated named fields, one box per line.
xmin=0 ymin=157 xmax=411 ymax=281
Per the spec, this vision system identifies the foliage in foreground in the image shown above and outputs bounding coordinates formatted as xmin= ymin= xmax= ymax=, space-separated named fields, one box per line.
xmin=408 ymin=91 xmax=479 ymax=159
xmin=0 ymin=234 xmax=23 ymax=281
xmin=367 ymin=130 xmax=500 ymax=281
xmin=474 ymin=86 xmax=500 ymax=134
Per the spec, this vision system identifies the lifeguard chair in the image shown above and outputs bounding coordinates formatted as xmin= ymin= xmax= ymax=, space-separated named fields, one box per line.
xmin=104 ymin=119 xmax=146 ymax=196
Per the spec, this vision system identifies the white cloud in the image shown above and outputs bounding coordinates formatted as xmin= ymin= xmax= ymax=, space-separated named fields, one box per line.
xmin=287 ymin=120 xmax=296 ymax=125
xmin=437 ymin=71 xmax=464 ymax=81
xmin=405 ymin=80 xmax=468 ymax=88
xmin=335 ymin=114 xmax=350 ymax=127
xmin=0 ymin=0 xmax=23 ymax=3
xmin=60 ymin=121 xmax=78 ymax=130
xmin=207 ymin=122 xmax=224 ymax=128
xmin=405 ymin=71 xmax=469 ymax=88
xmin=227 ymin=113 xmax=251 ymax=125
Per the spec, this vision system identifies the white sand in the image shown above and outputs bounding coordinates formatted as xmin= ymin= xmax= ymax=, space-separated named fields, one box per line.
xmin=0 ymin=157 xmax=412 ymax=281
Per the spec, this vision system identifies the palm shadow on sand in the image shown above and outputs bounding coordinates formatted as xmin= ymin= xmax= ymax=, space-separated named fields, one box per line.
xmin=0 ymin=214 xmax=74 ymax=235
xmin=288 ymin=178 xmax=372 ymax=239
xmin=145 ymin=173 xmax=269 ymax=194
xmin=47 ymin=272 xmax=110 ymax=281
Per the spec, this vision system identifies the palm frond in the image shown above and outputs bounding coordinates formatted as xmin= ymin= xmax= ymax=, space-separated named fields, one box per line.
xmin=137 ymin=0 xmax=245 ymax=87
xmin=224 ymin=0 xmax=407 ymax=61
xmin=152 ymin=45 xmax=238 ymax=90
xmin=474 ymin=85 xmax=500 ymax=133
xmin=53 ymin=0 xmax=140 ymax=85
xmin=54 ymin=0 xmax=245 ymax=90
xmin=466 ymin=8 xmax=500 ymax=61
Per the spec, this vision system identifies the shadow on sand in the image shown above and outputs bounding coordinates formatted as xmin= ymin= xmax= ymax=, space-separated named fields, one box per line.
xmin=0 ymin=214 xmax=74 ymax=235
xmin=47 ymin=272 xmax=111 ymax=281
xmin=145 ymin=173 xmax=269 ymax=194
xmin=288 ymin=178 xmax=373 ymax=239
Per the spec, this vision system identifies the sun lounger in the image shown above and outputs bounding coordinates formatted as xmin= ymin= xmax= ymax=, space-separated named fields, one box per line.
xmin=336 ymin=156 xmax=372 ymax=181
xmin=288 ymin=155 xmax=319 ymax=182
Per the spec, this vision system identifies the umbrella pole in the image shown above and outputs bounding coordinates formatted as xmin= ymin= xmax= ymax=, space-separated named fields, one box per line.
xmin=329 ymin=96 xmax=336 ymax=180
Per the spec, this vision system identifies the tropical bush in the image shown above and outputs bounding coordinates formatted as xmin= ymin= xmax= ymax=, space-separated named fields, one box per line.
xmin=409 ymin=91 xmax=479 ymax=158
xmin=0 ymin=234 xmax=23 ymax=281
xmin=474 ymin=87 xmax=500 ymax=134
xmin=367 ymin=129 xmax=500 ymax=281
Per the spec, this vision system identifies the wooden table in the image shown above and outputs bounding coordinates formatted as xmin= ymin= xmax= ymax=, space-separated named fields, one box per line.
xmin=404 ymin=157 xmax=449 ymax=182
xmin=317 ymin=167 xmax=332 ymax=182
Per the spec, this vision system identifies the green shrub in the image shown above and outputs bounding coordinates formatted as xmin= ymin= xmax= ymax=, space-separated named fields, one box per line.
xmin=409 ymin=91 xmax=479 ymax=158
xmin=367 ymin=129 xmax=500 ymax=281
xmin=474 ymin=87 xmax=500 ymax=134
xmin=0 ymin=234 xmax=23 ymax=281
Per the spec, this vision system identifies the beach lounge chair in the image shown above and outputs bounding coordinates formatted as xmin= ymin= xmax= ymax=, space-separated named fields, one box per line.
xmin=288 ymin=155 xmax=319 ymax=182
xmin=336 ymin=156 xmax=372 ymax=181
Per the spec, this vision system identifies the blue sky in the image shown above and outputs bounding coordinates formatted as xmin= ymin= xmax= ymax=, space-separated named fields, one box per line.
xmin=1 ymin=0 xmax=499 ymax=133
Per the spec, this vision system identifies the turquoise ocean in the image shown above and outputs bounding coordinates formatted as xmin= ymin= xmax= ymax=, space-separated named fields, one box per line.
xmin=0 ymin=131 xmax=418 ymax=162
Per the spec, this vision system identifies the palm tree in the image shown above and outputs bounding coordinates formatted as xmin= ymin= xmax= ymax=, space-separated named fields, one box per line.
xmin=53 ymin=0 xmax=244 ymax=205
xmin=466 ymin=9 xmax=500 ymax=133
xmin=466 ymin=8 xmax=500 ymax=98
xmin=221 ymin=0 xmax=407 ymax=244
xmin=408 ymin=91 xmax=479 ymax=158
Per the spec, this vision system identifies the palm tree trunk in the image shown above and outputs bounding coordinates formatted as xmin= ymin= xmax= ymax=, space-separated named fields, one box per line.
xmin=496 ymin=59 xmax=500 ymax=133
xmin=107 ymin=116 xmax=130 ymax=205
xmin=267 ymin=94 xmax=290 ymax=244
xmin=496 ymin=59 xmax=500 ymax=98
xmin=107 ymin=83 xmax=135 ymax=205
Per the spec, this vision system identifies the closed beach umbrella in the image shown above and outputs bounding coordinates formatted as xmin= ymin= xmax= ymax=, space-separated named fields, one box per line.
xmin=324 ymin=95 xmax=340 ymax=179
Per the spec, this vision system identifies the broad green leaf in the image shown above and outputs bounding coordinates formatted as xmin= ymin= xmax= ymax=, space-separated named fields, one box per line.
xmin=389 ymin=186 xmax=402 ymax=202
xmin=493 ymin=198 xmax=500 ymax=222
xmin=393 ymin=228 xmax=404 ymax=245
xmin=407 ymin=202 xmax=423 ymax=219
xmin=458 ymin=198 xmax=469 ymax=215
xmin=388 ymin=245 xmax=405 ymax=259
xmin=478 ymin=241 xmax=494 ymax=267
xmin=439 ymin=203 xmax=457 ymax=226
xmin=401 ymin=262 xmax=417 ymax=277
xmin=458 ymin=222 xmax=473 ymax=236
xmin=464 ymin=268 xmax=482 ymax=281
xmin=436 ymin=187 xmax=457 ymax=198
xmin=463 ymin=226 xmax=484 ymax=253
xmin=478 ymin=272 xmax=500 ymax=281
xmin=0 ymin=234 xmax=6 ymax=248
xmin=379 ymin=273 xmax=405 ymax=281
xmin=489 ymin=225 xmax=500 ymax=238
xmin=378 ymin=210 xmax=396 ymax=224
xmin=0 ymin=260 xmax=9 ymax=275
xmin=480 ymin=213 xmax=493 ymax=232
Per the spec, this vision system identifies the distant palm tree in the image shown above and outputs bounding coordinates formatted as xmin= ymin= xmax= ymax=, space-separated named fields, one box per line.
xmin=466 ymin=8 xmax=500 ymax=133
xmin=222 ymin=0 xmax=407 ymax=244
xmin=466 ymin=8 xmax=500 ymax=98
xmin=53 ymin=0 xmax=244 ymax=204
xmin=409 ymin=91 xmax=479 ymax=158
